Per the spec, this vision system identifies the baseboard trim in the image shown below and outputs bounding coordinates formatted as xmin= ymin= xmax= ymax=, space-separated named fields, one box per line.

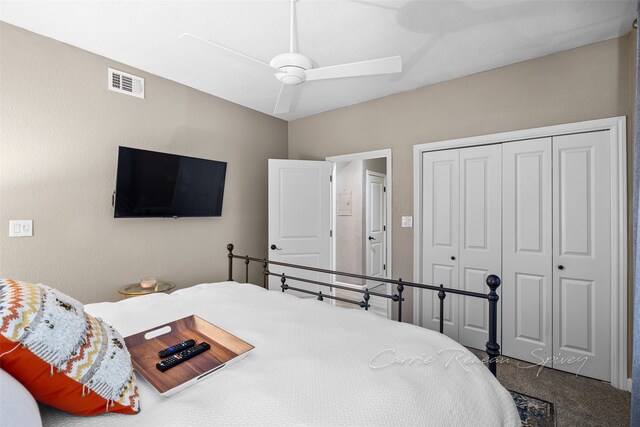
xmin=333 ymin=280 xmax=365 ymax=290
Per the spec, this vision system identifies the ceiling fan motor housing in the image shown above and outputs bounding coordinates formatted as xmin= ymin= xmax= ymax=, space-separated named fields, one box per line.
xmin=270 ymin=52 xmax=312 ymax=85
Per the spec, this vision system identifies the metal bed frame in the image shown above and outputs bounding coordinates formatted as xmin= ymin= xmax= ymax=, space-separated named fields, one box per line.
xmin=226 ymin=243 xmax=501 ymax=376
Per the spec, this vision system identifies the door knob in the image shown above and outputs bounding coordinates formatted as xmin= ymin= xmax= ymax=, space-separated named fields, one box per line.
xmin=368 ymin=236 xmax=376 ymax=241
xmin=451 ymin=256 xmax=456 ymax=260
xmin=270 ymin=244 xmax=282 ymax=250
xmin=558 ymin=265 xmax=564 ymax=270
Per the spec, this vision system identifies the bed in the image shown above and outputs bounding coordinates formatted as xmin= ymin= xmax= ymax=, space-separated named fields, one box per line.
xmin=20 ymin=245 xmax=519 ymax=426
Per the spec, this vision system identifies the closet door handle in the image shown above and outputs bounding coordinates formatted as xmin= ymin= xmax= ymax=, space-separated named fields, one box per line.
xmin=451 ymin=256 xmax=456 ymax=260
xmin=270 ymin=244 xmax=282 ymax=251
xmin=558 ymin=265 xmax=564 ymax=270
xmin=368 ymin=236 xmax=376 ymax=241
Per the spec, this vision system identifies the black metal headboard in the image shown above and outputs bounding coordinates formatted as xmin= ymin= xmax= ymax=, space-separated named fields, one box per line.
xmin=226 ymin=243 xmax=501 ymax=376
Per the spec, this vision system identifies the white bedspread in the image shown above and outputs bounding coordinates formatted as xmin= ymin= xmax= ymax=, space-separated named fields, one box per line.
xmin=40 ymin=282 xmax=520 ymax=426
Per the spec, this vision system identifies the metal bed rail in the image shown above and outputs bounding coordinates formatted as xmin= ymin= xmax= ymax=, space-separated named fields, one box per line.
xmin=226 ymin=243 xmax=501 ymax=376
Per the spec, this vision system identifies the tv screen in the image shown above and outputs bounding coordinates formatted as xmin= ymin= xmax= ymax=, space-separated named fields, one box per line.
xmin=114 ymin=146 xmax=227 ymax=218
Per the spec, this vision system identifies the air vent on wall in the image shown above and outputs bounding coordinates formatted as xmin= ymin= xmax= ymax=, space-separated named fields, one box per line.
xmin=108 ymin=68 xmax=144 ymax=99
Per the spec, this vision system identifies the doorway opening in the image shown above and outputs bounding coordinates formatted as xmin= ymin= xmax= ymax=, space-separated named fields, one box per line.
xmin=327 ymin=149 xmax=392 ymax=318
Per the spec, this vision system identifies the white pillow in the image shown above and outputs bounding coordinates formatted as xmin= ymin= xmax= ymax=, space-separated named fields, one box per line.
xmin=0 ymin=368 xmax=42 ymax=427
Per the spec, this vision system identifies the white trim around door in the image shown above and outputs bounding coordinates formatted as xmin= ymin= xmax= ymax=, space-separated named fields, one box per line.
xmin=412 ymin=116 xmax=627 ymax=390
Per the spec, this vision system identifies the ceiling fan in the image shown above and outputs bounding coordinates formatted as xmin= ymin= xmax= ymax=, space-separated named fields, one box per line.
xmin=179 ymin=0 xmax=402 ymax=115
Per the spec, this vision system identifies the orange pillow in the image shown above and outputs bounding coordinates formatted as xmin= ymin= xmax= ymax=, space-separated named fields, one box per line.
xmin=0 ymin=279 xmax=139 ymax=416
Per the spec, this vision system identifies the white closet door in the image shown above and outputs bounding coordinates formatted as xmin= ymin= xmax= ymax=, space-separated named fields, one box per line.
xmin=458 ymin=145 xmax=502 ymax=349
xmin=502 ymin=138 xmax=553 ymax=365
xmin=552 ymin=131 xmax=611 ymax=381
xmin=420 ymin=149 xmax=459 ymax=340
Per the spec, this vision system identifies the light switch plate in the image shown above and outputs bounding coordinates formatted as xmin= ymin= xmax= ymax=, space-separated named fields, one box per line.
xmin=9 ymin=220 xmax=33 ymax=237
xmin=401 ymin=216 xmax=413 ymax=228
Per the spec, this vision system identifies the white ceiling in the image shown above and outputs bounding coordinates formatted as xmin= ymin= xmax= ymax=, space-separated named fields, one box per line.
xmin=0 ymin=0 xmax=636 ymax=121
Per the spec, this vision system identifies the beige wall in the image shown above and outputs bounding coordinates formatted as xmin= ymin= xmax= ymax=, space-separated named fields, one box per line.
xmin=363 ymin=158 xmax=386 ymax=175
xmin=289 ymin=34 xmax=636 ymax=329
xmin=0 ymin=23 xmax=288 ymax=304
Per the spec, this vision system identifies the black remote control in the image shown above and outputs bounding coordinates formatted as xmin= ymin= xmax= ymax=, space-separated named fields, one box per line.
xmin=158 ymin=339 xmax=196 ymax=358
xmin=156 ymin=342 xmax=211 ymax=372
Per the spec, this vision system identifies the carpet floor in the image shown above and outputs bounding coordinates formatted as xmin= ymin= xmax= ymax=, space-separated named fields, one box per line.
xmin=469 ymin=348 xmax=631 ymax=426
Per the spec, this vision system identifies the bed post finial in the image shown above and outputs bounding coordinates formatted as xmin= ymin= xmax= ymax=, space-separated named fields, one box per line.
xmin=485 ymin=274 xmax=501 ymax=377
xmin=227 ymin=244 xmax=234 ymax=281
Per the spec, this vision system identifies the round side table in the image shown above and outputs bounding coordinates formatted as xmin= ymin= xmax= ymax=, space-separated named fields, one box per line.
xmin=118 ymin=281 xmax=175 ymax=298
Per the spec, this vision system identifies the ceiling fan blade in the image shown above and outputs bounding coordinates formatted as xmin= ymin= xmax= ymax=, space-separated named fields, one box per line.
xmin=305 ymin=55 xmax=402 ymax=81
xmin=179 ymin=33 xmax=276 ymax=73
xmin=274 ymin=83 xmax=295 ymax=115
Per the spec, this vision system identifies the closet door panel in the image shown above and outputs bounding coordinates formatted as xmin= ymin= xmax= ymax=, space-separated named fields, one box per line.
xmin=553 ymin=131 xmax=611 ymax=381
xmin=558 ymin=278 xmax=593 ymax=351
xmin=458 ymin=145 xmax=501 ymax=349
xmin=461 ymin=267 xmax=488 ymax=332
xmin=515 ymin=274 xmax=546 ymax=338
xmin=431 ymin=264 xmax=456 ymax=327
xmin=502 ymin=139 xmax=553 ymax=365
xmin=420 ymin=150 xmax=459 ymax=340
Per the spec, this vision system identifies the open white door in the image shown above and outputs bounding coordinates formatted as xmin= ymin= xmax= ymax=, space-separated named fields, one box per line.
xmin=365 ymin=171 xmax=386 ymax=287
xmin=268 ymin=159 xmax=332 ymax=297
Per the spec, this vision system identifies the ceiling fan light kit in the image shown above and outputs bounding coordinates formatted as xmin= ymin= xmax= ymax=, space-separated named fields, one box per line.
xmin=181 ymin=0 xmax=402 ymax=115
xmin=270 ymin=53 xmax=312 ymax=85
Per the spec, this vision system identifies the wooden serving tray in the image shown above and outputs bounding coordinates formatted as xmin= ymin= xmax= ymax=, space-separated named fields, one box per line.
xmin=124 ymin=315 xmax=254 ymax=396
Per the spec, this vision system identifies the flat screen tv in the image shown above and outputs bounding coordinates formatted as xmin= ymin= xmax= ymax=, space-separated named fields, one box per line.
xmin=114 ymin=146 xmax=227 ymax=218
